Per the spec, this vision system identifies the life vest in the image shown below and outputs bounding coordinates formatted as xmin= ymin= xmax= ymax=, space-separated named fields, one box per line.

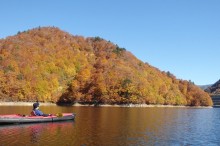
xmin=30 ymin=110 xmax=37 ymax=116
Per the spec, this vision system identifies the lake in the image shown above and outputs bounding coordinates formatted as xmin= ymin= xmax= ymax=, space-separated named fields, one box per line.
xmin=0 ymin=105 xmax=220 ymax=146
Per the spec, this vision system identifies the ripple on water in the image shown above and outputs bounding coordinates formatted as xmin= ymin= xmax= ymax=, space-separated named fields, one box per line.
xmin=1 ymin=107 xmax=220 ymax=145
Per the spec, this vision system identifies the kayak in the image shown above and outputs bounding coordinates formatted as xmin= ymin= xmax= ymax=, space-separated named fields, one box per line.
xmin=0 ymin=113 xmax=75 ymax=124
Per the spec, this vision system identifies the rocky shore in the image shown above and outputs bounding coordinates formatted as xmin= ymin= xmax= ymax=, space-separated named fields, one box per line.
xmin=0 ymin=102 xmax=213 ymax=108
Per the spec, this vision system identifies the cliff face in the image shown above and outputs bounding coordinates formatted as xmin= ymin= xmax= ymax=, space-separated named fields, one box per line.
xmin=0 ymin=27 xmax=213 ymax=106
xmin=205 ymin=79 xmax=220 ymax=95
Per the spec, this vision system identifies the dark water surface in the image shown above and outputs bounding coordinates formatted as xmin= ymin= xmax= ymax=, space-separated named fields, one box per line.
xmin=0 ymin=106 xmax=220 ymax=146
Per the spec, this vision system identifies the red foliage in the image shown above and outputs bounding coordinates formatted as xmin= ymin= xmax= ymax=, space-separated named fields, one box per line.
xmin=0 ymin=27 xmax=213 ymax=106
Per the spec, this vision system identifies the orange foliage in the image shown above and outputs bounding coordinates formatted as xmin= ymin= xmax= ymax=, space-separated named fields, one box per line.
xmin=0 ymin=27 xmax=213 ymax=106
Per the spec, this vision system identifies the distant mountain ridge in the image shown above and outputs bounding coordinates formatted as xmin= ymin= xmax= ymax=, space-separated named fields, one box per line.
xmin=0 ymin=27 xmax=213 ymax=106
xmin=198 ymin=84 xmax=212 ymax=90
xmin=205 ymin=79 xmax=220 ymax=95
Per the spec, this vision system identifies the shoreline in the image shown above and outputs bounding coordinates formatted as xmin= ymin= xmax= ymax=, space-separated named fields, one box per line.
xmin=0 ymin=102 xmax=56 ymax=106
xmin=0 ymin=102 xmax=213 ymax=108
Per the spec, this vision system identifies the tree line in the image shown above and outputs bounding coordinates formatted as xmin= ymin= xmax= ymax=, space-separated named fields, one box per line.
xmin=0 ymin=27 xmax=213 ymax=106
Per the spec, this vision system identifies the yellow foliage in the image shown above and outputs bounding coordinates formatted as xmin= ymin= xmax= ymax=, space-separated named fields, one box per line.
xmin=0 ymin=27 xmax=213 ymax=106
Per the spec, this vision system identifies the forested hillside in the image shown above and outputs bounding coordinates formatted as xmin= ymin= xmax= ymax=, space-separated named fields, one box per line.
xmin=205 ymin=79 xmax=220 ymax=95
xmin=0 ymin=27 xmax=213 ymax=106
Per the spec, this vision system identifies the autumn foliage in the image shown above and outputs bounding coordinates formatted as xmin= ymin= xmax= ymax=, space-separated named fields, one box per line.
xmin=0 ymin=27 xmax=213 ymax=106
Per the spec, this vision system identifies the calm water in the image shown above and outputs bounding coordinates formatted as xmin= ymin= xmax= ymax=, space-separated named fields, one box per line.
xmin=0 ymin=106 xmax=220 ymax=146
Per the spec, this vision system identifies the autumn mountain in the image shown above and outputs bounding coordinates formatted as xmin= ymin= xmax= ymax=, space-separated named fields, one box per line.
xmin=205 ymin=79 xmax=220 ymax=95
xmin=0 ymin=27 xmax=212 ymax=106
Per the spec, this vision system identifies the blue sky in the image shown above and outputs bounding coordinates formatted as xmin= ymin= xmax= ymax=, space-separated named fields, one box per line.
xmin=0 ymin=0 xmax=219 ymax=85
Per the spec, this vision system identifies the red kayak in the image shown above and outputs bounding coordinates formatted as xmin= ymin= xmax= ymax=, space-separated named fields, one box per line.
xmin=0 ymin=113 xmax=75 ymax=124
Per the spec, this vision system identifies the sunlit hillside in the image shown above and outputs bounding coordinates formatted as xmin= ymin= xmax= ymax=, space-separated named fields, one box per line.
xmin=0 ymin=27 xmax=213 ymax=106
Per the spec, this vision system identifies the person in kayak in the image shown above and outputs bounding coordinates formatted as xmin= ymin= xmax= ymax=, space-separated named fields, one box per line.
xmin=31 ymin=102 xmax=51 ymax=117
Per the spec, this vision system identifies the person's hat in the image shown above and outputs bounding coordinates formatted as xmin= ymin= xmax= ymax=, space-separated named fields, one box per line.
xmin=33 ymin=102 xmax=39 ymax=109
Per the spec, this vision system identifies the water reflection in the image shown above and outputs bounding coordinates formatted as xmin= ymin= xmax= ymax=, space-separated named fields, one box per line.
xmin=30 ymin=124 xmax=43 ymax=143
xmin=1 ymin=106 xmax=220 ymax=145
xmin=0 ymin=121 xmax=75 ymax=146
